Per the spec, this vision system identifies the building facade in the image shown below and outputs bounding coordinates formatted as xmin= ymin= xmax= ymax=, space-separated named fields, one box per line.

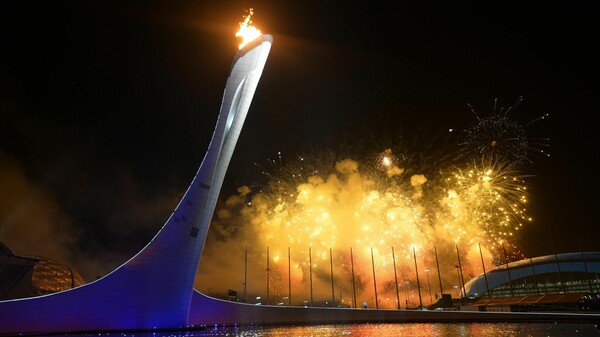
xmin=465 ymin=252 xmax=600 ymax=298
xmin=0 ymin=242 xmax=85 ymax=301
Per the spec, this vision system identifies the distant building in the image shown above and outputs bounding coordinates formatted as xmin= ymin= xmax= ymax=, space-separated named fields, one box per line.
xmin=465 ymin=252 xmax=600 ymax=298
xmin=0 ymin=242 xmax=85 ymax=300
xmin=463 ymin=252 xmax=600 ymax=312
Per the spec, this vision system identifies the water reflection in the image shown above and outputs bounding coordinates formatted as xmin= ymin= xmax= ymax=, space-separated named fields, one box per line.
xmin=55 ymin=323 xmax=600 ymax=337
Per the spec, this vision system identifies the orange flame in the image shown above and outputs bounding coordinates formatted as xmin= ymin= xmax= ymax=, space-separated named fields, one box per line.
xmin=236 ymin=8 xmax=262 ymax=49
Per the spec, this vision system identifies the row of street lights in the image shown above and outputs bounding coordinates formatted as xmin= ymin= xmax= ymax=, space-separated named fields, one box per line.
xmin=239 ymin=243 xmax=475 ymax=309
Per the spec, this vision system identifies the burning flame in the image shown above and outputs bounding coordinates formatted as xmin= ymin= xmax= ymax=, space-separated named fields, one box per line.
xmin=236 ymin=8 xmax=262 ymax=49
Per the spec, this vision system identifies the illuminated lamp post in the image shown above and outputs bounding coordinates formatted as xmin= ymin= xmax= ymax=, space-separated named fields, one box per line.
xmin=371 ymin=247 xmax=379 ymax=309
xmin=455 ymin=266 xmax=462 ymax=299
xmin=425 ymin=269 xmax=433 ymax=306
xmin=455 ymin=244 xmax=467 ymax=305
xmin=413 ymin=246 xmax=423 ymax=309
xmin=350 ymin=247 xmax=357 ymax=309
xmin=392 ymin=247 xmax=401 ymax=309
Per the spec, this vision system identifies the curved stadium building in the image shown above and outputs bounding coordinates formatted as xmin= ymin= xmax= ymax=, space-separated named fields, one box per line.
xmin=465 ymin=252 xmax=600 ymax=297
xmin=464 ymin=252 xmax=600 ymax=311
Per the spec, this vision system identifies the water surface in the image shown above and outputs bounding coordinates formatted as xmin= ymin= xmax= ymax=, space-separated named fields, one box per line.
xmin=57 ymin=323 xmax=600 ymax=337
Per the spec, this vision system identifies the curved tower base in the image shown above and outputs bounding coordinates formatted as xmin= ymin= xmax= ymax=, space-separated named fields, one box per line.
xmin=0 ymin=35 xmax=272 ymax=335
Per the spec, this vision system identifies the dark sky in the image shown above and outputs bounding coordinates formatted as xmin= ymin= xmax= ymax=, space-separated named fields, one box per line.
xmin=1 ymin=1 xmax=597 ymax=281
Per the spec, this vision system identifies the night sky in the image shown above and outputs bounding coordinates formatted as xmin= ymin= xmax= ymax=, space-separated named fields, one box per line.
xmin=1 ymin=1 xmax=597 ymax=284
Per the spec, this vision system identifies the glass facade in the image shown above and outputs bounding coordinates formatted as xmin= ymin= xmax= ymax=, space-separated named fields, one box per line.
xmin=1 ymin=242 xmax=85 ymax=300
xmin=30 ymin=259 xmax=86 ymax=296
xmin=456 ymin=253 xmax=600 ymax=312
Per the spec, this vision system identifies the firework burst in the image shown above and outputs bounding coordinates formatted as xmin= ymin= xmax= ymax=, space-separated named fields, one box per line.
xmin=199 ymin=99 xmax=548 ymax=305
xmin=459 ymin=96 xmax=550 ymax=167
xmin=436 ymin=158 xmax=532 ymax=258
xmin=202 ymin=150 xmax=533 ymax=305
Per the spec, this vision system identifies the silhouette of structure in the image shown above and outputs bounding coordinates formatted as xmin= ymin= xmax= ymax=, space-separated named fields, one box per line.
xmin=0 ymin=242 xmax=85 ymax=301
xmin=0 ymin=34 xmax=272 ymax=335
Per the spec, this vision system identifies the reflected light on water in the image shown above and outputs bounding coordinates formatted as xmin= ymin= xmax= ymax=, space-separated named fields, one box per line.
xmin=59 ymin=323 xmax=599 ymax=337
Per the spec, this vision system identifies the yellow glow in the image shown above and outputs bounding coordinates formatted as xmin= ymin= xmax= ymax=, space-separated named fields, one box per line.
xmin=209 ymin=154 xmax=533 ymax=304
xmin=235 ymin=8 xmax=262 ymax=49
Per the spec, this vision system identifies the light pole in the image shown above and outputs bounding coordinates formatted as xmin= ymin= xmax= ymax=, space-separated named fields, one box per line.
xmin=350 ymin=247 xmax=357 ymax=308
xmin=288 ymin=246 xmax=292 ymax=306
xmin=309 ymin=246 xmax=313 ymax=306
xmin=455 ymin=266 xmax=463 ymax=300
xmin=455 ymin=244 xmax=467 ymax=305
xmin=404 ymin=281 xmax=409 ymax=309
xmin=266 ymin=246 xmax=270 ymax=305
xmin=243 ymin=246 xmax=247 ymax=303
xmin=330 ymin=247 xmax=335 ymax=307
xmin=412 ymin=246 xmax=423 ymax=309
xmin=391 ymin=247 xmax=400 ymax=309
xmin=371 ymin=247 xmax=378 ymax=309
xmin=425 ymin=269 xmax=433 ymax=306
